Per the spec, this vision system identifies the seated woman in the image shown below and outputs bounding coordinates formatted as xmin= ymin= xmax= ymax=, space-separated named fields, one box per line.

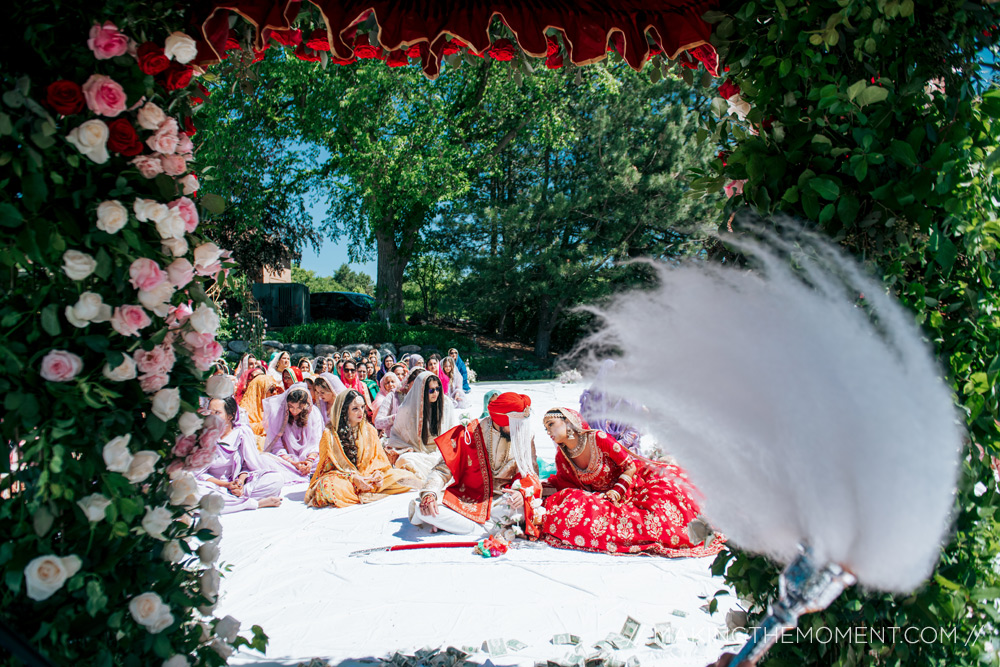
xmin=266 ymin=350 xmax=291 ymax=383
xmin=376 ymin=354 xmax=396 ymax=383
xmin=357 ymin=364 xmax=378 ymax=402
xmin=305 ymin=390 xmax=421 ymax=508
xmin=372 ymin=372 xmax=402 ymax=438
xmin=338 ymin=359 xmax=372 ymax=409
xmin=196 ymin=397 xmax=286 ymax=512
xmin=281 ymin=366 xmax=300 ymax=391
xmin=311 ymin=356 xmax=327 ymax=375
xmin=540 ymin=407 xmax=724 ymax=558
xmin=448 ymin=347 xmax=472 ymax=393
xmin=262 ymin=383 xmax=323 ymax=480
xmin=391 ymin=362 xmax=408 ymax=384
xmin=313 ymin=371 xmax=347 ymax=421
xmin=298 ymin=356 xmax=313 ymax=376
xmin=425 ymin=355 xmax=440 ymax=375
xmin=439 ymin=356 xmax=470 ymax=409
xmin=239 ymin=371 xmax=282 ymax=450
xmin=386 ymin=370 xmax=456 ymax=480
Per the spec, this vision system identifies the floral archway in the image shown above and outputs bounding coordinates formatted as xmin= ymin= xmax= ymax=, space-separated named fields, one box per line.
xmin=2 ymin=0 xmax=998 ymax=665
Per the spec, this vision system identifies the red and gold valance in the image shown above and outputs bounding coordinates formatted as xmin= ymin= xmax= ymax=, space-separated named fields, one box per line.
xmin=194 ymin=0 xmax=719 ymax=78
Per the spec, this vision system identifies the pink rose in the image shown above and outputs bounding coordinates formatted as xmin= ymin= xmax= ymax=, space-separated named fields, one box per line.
xmin=191 ymin=341 xmax=222 ymax=371
xmin=82 ymin=74 xmax=127 ymax=117
xmin=132 ymin=155 xmax=164 ymax=179
xmin=139 ymin=371 xmax=170 ymax=393
xmin=176 ymin=135 xmax=194 ymax=157
xmin=159 ymin=153 xmax=187 ymax=176
xmin=199 ymin=415 xmax=225 ymax=448
xmin=135 ymin=344 xmax=175 ymax=375
xmin=172 ymin=434 xmax=197 ymax=458
xmin=147 ymin=118 xmax=179 ymax=154
xmin=166 ymin=258 xmax=194 ymax=288
xmin=88 ymin=21 xmax=129 ymax=60
xmin=111 ymin=305 xmax=152 ymax=337
xmin=168 ymin=197 xmax=198 ymax=233
xmin=129 ymin=258 xmax=167 ymax=292
xmin=186 ymin=447 xmax=215 ymax=470
xmin=166 ymin=302 xmax=193 ymax=329
xmin=182 ymin=331 xmax=214 ymax=349
xmin=179 ymin=174 xmax=198 ymax=195
xmin=40 ymin=350 xmax=83 ymax=382
xmin=194 ymin=260 xmax=222 ymax=279
xmin=166 ymin=459 xmax=185 ymax=476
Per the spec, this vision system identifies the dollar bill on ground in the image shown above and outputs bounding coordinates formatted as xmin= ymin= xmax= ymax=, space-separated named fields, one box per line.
xmin=653 ymin=622 xmax=677 ymax=646
xmin=670 ymin=609 xmax=688 ymax=618
xmin=507 ymin=639 xmax=528 ymax=652
xmin=620 ymin=616 xmax=641 ymax=642
xmin=605 ymin=632 xmax=634 ymax=650
xmin=551 ymin=633 xmax=581 ymax=645
xmin=483 ymin=638 xmax=509 ymax=657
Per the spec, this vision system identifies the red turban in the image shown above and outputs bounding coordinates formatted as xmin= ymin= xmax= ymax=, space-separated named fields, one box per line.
xmin=488 ymin=392 xmax=531 ymax=427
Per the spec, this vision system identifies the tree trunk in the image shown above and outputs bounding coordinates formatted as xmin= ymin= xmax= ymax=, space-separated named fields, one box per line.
xmin=375 ymin=227 xmax=407 ymax=323
xmin=534 ymin=295 xmax=563 ymax=359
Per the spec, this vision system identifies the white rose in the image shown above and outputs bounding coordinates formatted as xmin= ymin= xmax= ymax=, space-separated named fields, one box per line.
xmin=160 ymin=540 xmax=184 ymax=563
xmin=103 ymin=354 xmax=137 ymax=382
xmin=133 ymin=198 xmax=169 ymax=223
xmin=154 ymin=208 xmax=186 ymax=240
xmin=102 ymin=434 xmax=133 ymax=473
xmin=125 ymin=450 xmax=161 ymax=483
xmin=164 ymin=32 xmax=198 ymax=64
xmin=168 ymin=472 xmax=201 ymax=508
xmin=200 ymin=568 xmax=221 ymax=602
xmin=75 ymin=292 xmax=109 ymax=322
xmin=24 ymin=554 xmax=82 ymax=601
xmin=62 ymin=250 xmax=97 ymax=281
xmin=141 ymin=505 xmax=173 ymax=540
xmin=76 ymin=493 xmax=112 ymax=522
xmin=199 ymin=492 xmax=225 ymax=515
xmin=205 ymin=374 xmax=234 ymax=400
xmin=66 ymin=119 xmax=109 ymax=164
xmin=210 ymin=638 xmax=233 ymax=660
xmin=96 ymin=200 xmax=128 ymax=233
xmin=214 ymin=615 xmax=241 ymax=643
xmin=137 ymin=103 xmax=167 ymax=131
xmin=162 ymin=236 xmax=189 ymax=258
xmin=198 ymin=540 xmax=220 ymax=566
xmin=129 ymin=591 xmax=174 ymax=634
xmin=193 ymin=242 xmax=222 ymax=268
xmin=189 ymin=303 xmax=219 ymax=335
xmin=180 ymin=174 xmax=199 ymax=195
xmin=151 ymin=387 xmax=181 ymax=421
xmin=178 ymin=411 xmax=203 ymax=436
xmin=163 ymin=656 xmax=190 ymax=667
xmin=138 ymin=281 xmax=176 ymax=318
xmin=195 ymin=513 xmax=222 ymax=539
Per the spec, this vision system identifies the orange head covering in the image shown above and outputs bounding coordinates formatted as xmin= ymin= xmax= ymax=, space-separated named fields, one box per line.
xmin=488 ymin=392 xmax=531 ymax=427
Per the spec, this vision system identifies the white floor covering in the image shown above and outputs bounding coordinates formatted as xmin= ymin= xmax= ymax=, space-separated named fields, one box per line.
xmin=216 ymin=381 xmax=746 ymax=667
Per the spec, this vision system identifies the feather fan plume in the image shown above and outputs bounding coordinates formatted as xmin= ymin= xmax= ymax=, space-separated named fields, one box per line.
xmin=584 ymin=223 xmax=962 ymax=593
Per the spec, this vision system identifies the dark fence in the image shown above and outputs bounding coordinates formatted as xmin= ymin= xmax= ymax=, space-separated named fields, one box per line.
xmin=251 ymin=283 xmax=310 ymax=329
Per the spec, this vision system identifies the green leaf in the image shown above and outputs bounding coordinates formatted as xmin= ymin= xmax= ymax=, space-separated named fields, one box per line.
xmin=41 ymin=304 xmax=61 ymax=337
xmin=819 ymin=203 xmax=836 ymax=225
xmin=856 ymin=85 xmax=889 ymax=107
xmin=0 ymin=113 xmax=11 ymax=135
xmin=778 ymin=60 xmax=792 ymax=78
xmin=837 ymin=195 xmax=859 ymax=226
xmin=846 ymin=79 xmax=867 ymax=101
xmin=889 ymin=139 xmax=918 ymax=167
xmin=0 ymin=203 xmax=23 ymax=228
xmin=966 ymin=372 xmax=989 ymax=395
xmin=201 ymin=193 xmax=227 ymax=216
xmin=808 ymin=177 xmax=840 ymax=200
xmin=931 ymin=228 xmax=957 ymax=272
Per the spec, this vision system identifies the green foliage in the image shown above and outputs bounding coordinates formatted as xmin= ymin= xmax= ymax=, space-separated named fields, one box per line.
xmin=271 ymin=321 xmax=478 ymax=353
xmin=694 ymin=1 xmax=1000 ymax=664
xmin=215 ymin=273 xmax=266 ymax=356
xmin=290 ymin=263 xmax=374 ymax=296
xmin=465 ymin=355 xmax=556 ymax=381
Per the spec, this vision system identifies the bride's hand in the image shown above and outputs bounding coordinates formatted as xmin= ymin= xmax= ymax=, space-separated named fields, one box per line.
xmin=605 ymin=489 xmax=622 ymax=505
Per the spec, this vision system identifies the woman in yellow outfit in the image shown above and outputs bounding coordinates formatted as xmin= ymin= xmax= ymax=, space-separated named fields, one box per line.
xmin=238 ymin=371 xmax=281 ymax=451
xmin=305 ymin=389 xmax=421 ymax=508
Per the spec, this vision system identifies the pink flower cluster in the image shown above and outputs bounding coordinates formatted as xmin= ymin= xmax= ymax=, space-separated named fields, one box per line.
xmin=134 ymin=342 xmax=177 ymax=393
xmin=132 ymin=106 xmax=195 ymax=178
xmin=182 ymin=331 xmax=224 ymax=372
xmin=170 ymin=414 xmax=224 ymax=471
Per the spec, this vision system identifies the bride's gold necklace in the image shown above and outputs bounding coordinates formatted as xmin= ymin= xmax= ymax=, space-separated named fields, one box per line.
xmin=563 ymin=432 xmax=587 ymax=458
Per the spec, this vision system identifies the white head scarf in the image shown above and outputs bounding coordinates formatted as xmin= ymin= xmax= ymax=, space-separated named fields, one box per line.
xmin=388 ymin=370 xmax=456 ymax=452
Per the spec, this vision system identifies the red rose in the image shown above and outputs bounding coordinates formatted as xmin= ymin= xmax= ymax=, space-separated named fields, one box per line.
xmin=717 ymin=151 xmax=729 ymax=167
xmin=386 ymin=50 xmax=408 ymax=67
xmin=107 ymin=118 xmax=144 ymax=156
xmin=137 ymin=42 xmax=170 ymax=76
xmin=405 ymin=43 xmax=427 ymax=59
xmin=266 ymin=28 xmax=302 ymax=47
xmin=546 ymin=36 xmax=560 ymax=57
xmin=489 ymin=38 xmax=517 ymax=61
xmin=45 ymin=80 xmax=84 ymax=115
xmin=305 ymin=29 xmax=330 ymax=52
xmin=161 ymin=62 xmax=194 ymax=91
xmin=331 ymin=54 xmax=358 ymax=66
xmin=182 ymin=116 xmax=196 ymax=137
xmin=442 ymin=38 xmax=464 ymax=55
xmin=225 ymin=29 xmax=241 ymax=52
xmin=546 ymin=53 xmax=563 ymax=70
xmin=294 ymin=44 xmax=322 ymax=62
xmin=718 ymin=79 xmax=740 ymax=100
xmin=353 ymin=33 xmax=383 ymax=59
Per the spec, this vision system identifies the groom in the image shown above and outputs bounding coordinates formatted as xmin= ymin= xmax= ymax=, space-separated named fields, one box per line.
xmin=409 ymin=392 xmax=539 ymax=535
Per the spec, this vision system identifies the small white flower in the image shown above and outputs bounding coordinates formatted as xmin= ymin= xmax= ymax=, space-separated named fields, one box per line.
xmin=178 ymin=411 xmax=203 ymax=436
xmin=62 ymin=250 xmax=97 ymax=281
xmin=142 ymin=505 xmax=173 ymax=540
xmin=151 ymin=387 xmax=181 ymax=422
xmin=133 ymin=198 xmax=169 ymax=223
xmin=129 ymin=591 xmax=174 ymax=634
xmin=138 ymin=281 xmax=176 ymax=318
xmin=103 ymin=354 xmax=137 ymax=382
xmin=163 ymin=32 xmax=198 ymax=64
xmin=210 ymin=638 xmax=233 ymax=659
xmin=168 ymin=472 xmax=201 ymax=508
xmin=137 ymin=102 xmax=167 ymax=131
xmin=199 ymin=493 xmax=225 ymax=516
xmin=200 ymin=568 xmax=221 ymax=602
xmin=160 ymin=540 xmax=184 ymax=563
xmin=198 ymin=540 xmax=220 ymax=566
xmin=189 ymin=303 xmax=220 ymax=335
xmin=66 ymin=119 xmax=109 ymax=163
xmin=102 ymin=434 xmax=133 ymax=473
xmin=214 ymin=615 xmax=241 ymax=643
xmin=24 ymin=554 xmax=81 ymax=601
xmin=76 ymin=493 xmax=112 ymax=522
xmin=125 ymin=450 xmax=161 ymax=484
xmin=95 ymin=200 xmax=128 ymax=233
xmin=162 ymin=655 xmax=190 ymax=667
xmin=727 ymin=94 xmax=752 ymax=121
xmin=205 ymin=374 xmax=234 ymax=399
xmin=154 ymin=208 xmax=186 ymax=240
xmin=196 ymin=513 xmax=223 ymax=539
xmin=161 ymin=236 xmax=189 ymax=258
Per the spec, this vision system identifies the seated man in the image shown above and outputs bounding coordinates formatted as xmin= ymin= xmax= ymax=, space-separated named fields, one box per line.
xmin=409 ymin=392 xmax=540 ymax=536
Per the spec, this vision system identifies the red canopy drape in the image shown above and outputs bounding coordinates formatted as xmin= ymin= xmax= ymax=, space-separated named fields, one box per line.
xmin=195 ymin=0 xmax=719 ymax=77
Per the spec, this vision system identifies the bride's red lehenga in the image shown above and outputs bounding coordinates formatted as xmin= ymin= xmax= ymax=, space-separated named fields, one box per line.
xmin=543 ymin=422 xmax=724 ymax=557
